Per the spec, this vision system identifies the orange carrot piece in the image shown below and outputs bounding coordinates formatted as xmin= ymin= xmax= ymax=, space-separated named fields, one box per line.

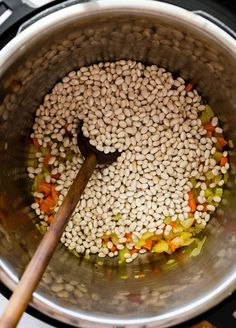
xmin=40 ymin=203 xmax=50 ymax=213
xmin=188 ymin=191 xmax=194 ymax=200
xmin=217 ymin=137 xmax=228 ymax=147
xmin=188 ymin=191 xmax=196 ymax=212
xmin=144 ymin=239 xmax=152 ymax=250
xmin=185 ymin=83 xmax=193 ymax=92
xmin=48 ymin=215 xmax=54 ymax=225
xmin=203 ymin=122 xmax=215 ymax=132
xmin=38 ymin=182 xmax=51 ymax=195
xmin=43 ymin=154 xmax=52 ymax=167
xmin=170 ymin=221 xmax=176 ymax=227
xmin=110 ymin=245 xmax=117 ymax=252
xmin=32 ymin=138 xmax=40 ymax=149
xmin=220 ymin=156 xmax=228 ymax=166
xmin=40 ymin=197 xmax=55 ymax=213
xmin=125 ymin=232 xmax=132 ymax=240
xmin=189 ymin=199 xmax=197 ymax=213
xmin=130 ymin=248 xmax=138 ymax=255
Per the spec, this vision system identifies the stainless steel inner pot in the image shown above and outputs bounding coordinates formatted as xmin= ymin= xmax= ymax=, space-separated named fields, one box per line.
xmin=0 ymin=1 xmax=236 ymax=327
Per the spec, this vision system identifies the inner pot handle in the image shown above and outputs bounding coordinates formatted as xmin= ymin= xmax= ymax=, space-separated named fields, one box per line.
xmin=193 ymin=10 xmax=236 ymax=39
xmin=0 ymin=0 xmax=58 ymax=42
xmin=16 ymin=0 xmax=94 ymax=34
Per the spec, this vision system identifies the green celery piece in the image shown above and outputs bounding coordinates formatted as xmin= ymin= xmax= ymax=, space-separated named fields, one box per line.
xmin=190 ymin=237 xmax=206 ymax=257
xmin=224 ymin=172 xmax=229 ymax=183
xmin=152 ymin=240 xmax=169 ymax=253
xmin=205 ymin=188 xmax=213 ymax=198
xmin=200 ymin=105 xmax=214 ymax=123
xmin=213 ymin=151 xmax=222 ymax=163
xmin=214 ymin=174 xmax=222 ymax=185
xmin=112 ymin=213 xmax=122 ymax=221
xmin=180 ymin=218 xmax=194 ymax=229
xmin=164 ymin=216 xmax=171 ymax=224
xmin=32 ymin=173 xmax=45 ymax=191
xmin=215 ymin=188 xmax=223 ymax=197
xmin=190 ymin=177 xmax=197 ymax=187
xmin=228 ymin=139 xmax=234 ymax=148
xmin=118 ymin=248 xmax=129 ymax=264
xmin=205 ymin=170 xmax=215 ymax=180
xmin=41 ymin=147 xmax=49 ymax=156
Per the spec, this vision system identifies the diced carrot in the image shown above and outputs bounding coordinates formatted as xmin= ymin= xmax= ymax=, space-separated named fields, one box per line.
xmin=32 ymin=138 xmax=40 ymax=149
xmin=48 ymin=215 xmax=55 ymax=225
xmin=51 ymin=173 xmax=61 ymax=179
xmin=110 ymin=245 xmax=117 ymax=252
xmin=144 ymin=239 xmax=152 ymax=250
xmin=51 ymin=185 xmax=58 ymax=202
xmin=125 ymin=232 xmax=132 ymax=240
xmin=188 ymin=191 xmax=194 ymax=200
xmin=220 ymin=156 xmax=228 ymax=166
xmin=188 ymin=191 xmax=196 ymax=212
xmin=42 ymin=196 xmax=55 ymax=209
xmin=203 ymin=122 xmax=215 ymax=132
xmin=189 ymin=199 xmax=197 ymax=213
xmin=38 ymin=182 xmax=51 ymax=195
xmin=130 ymin=248 xmax=138 ymax=255
xmin=43 ymin=154 xmax=52 ymax=167
xmin=217 ymin=137 xmax=228 ymax=147
xmin=170 ymin=221 xmax=176 ymax=227
xmin=185 ymin=83 xmax=193 ymax=92
xmin=40 ymin=203 xmax=50 ymax=214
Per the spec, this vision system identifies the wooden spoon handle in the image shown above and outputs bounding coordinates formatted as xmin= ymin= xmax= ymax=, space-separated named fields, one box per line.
xmin=0 ymin=153 xmax=97 ymax=328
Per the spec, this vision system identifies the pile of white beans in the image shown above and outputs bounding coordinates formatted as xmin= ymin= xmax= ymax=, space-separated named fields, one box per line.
xmin=28 ymin=60 xmax=228 ymax=260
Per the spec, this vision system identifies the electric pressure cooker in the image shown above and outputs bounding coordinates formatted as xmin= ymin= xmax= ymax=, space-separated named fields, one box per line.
xmin=0 ymin=0 xmax=236 ymax=327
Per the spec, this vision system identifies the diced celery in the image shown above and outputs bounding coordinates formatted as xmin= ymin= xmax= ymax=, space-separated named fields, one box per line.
xmin=214 ymin=174 xmax=222 ymax=185
xmin=190 ymin=177 xmax=197 ymax=187
xmin=135 ymin=239 xmax=146 ymax=248
xmin=190 ymin=237 xmax=206 ymax=257
xmin=180 ymin=232 xmax=192 ymax=241
xmin=206 ymin=105 xmax=215 ymax=117
xmin=32 ymin=173 xmax=45 ymax=191
xmin=215 ymin=188 xmax=223 ymax=198
xmin=213 ymin=151 xmax=222 ymax=163
xmin=200 ymin=105 xmax=214 ymax=123
xmin=180 ymin=218 xmax=194 ymax=229
xmin=228 ymin=139 xmax=234 ymax=148
xmin=41 ymin=147 xmax=49 ymax=156
xmin=141 ymin=232 xmax=154 ymax=240
xmin=118 ymin=248 xmax=129 ymax=264
xmin=205 ymin=188 xmax=213 ymax=198
xmin=112 ymin=213 xmax=122 ymax=221
xmin=207 ymin=195 xmax=213 ymax=203
xmin=173 ymin=225 xmax=184 ymax=234
xmin=152 ymin=240 xmax=169 ymax=253
xmin=224 ymin=172 xmax=229 ymax=183
xmin=205 ymin=170 xmax=215 ymax=180
xmin=111 ymin=233 xmax=119 ymax=246
xmin=164 ymin=216 xmax=171 ymax=224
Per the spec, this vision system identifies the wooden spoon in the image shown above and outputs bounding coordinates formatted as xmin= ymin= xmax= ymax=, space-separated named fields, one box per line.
xmin=0 ymin=122 xmax=120 ymax=328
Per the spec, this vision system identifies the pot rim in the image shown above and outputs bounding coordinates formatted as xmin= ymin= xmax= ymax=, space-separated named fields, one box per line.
xmin=0 ymin=0 xmax=236 ymax=326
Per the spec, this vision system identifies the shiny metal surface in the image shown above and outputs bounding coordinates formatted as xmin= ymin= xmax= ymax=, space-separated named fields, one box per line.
xmin=0 ymin=1 xmax=236 ymax=327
